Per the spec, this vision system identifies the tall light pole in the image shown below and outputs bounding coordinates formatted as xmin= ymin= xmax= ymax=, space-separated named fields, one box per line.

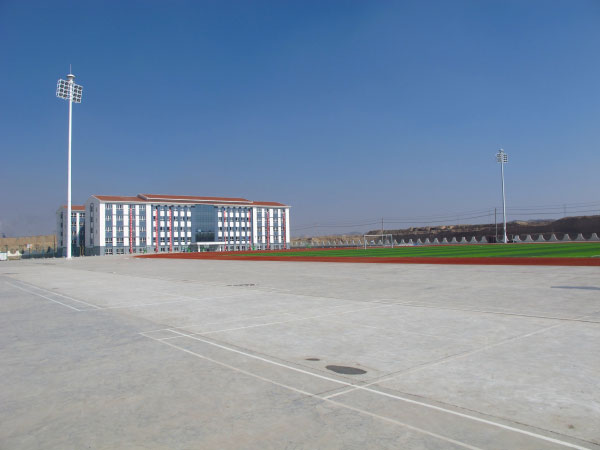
xmin=56 ymin=71 xmax=83 ymax=259
xmin=496 ymin=149 xmax=508 ymax=243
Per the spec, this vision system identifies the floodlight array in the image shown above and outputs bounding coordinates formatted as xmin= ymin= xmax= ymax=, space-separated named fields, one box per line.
xmin=496 ymin=150 xmax=508 ymax=163
xmin=56 ymin=79 xmax=83 ymax=103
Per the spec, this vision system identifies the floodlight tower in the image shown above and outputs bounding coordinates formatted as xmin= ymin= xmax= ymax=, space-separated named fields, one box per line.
xmin=56 ymin=71 xmax=83 ymax=259
xmin=496 ymin=148 xmax=508 ymax=243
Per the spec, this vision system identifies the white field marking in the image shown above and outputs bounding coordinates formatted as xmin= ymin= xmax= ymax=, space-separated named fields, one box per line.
xmin=7 ymin=282 xmax=83 ymax=312
xmin=166 ymin=329 xmax=355 ymax=386
xmin=11 ymin=280 xmax=101 ymax=309
xmin=163 ymin=329 xmax=593 ymax=450
xmin=156 ymin=337 xmax=482 ymax=450
xmin=396 ymin=302 xmax=600 ymax=324
xmin=192 ymin=303 xmax=395 ymax=335
xmin=139 ymin=329 xmax=183 ymax=339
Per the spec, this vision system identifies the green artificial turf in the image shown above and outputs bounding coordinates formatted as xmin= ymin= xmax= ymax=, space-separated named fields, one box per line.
xmin=247 ymin=243 xmax=600 ymax=258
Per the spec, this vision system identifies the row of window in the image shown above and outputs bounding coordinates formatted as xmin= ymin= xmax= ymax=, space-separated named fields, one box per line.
xmin=105 ymin=237 xmax=148 ymax=245
xmin=106 ymin=226 xmax=147 ymax=232
xmin=106 ymin=215 xmax=146 ymax=221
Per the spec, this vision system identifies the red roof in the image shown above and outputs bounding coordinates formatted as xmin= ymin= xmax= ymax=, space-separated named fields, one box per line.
xmin=139 ymin=194 xmax=251 ymax=203
xmin=60 ymin=205 xmax=85 ymax=211
xmin=90 ymin=194 xmax=289 ymax=207
xmin=251 ymin=201 xmax=288 ymax=207
xmin=93 ymin=195 xmax=147 ymax=202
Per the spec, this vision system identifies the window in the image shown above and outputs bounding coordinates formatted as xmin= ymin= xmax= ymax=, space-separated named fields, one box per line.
xmin=116 ymin=204 xmax=123 ymax=210
xmin=106 ymin=215 xmax=112 ymax=222
xmin=105 ymin=248 xmax=113 ymax=255
xmin=140 ymin=226 xmax=146 ymax=232
xmin=106 ymin=203 xmax=113 ymax=209
xmin=116 ymin=237 xmax=124 ymax=245
xmin=105 ymin=237 xmax=113 ymax=244
xmin=117 ymin=226 xmax=124 ymax=232
xmin=106 ymin=226 xmax=112 ymax=232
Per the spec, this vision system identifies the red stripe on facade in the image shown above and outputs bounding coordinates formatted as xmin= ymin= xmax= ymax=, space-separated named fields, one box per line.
xmin=129 ymin=206 xmax=133 ymax=253
xmin=169 ymin=208 xmax=173 ymax=253
xmin=155 ymin=207 xmax=159 ymax=253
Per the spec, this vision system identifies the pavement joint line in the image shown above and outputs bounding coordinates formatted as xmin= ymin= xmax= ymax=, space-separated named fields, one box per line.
xmin=6 ymin=281 xmax=84 ymax=312
xmin=324 ymin=308 xmax=600 ymax=403
xmin=90 ymin=290 xmax=259 ymax=311
xmin=315 ymin=316 xmax=470 ymax=342
xmin=185 ymin=303 xmax=395 ymax=335
xmin=136 ymin=287 xmax=258 ymax=303
xmin=139 ymin=311 xmax=301 ymax=334
xmin=8 ymin=279 xmax=102 ymax=309
xmin=395 ymin=302 xmax=600 ymax=324
xmin=99 ymin=297 xmax=205 ymax=310
xmin=156 ymin=336 xmax=483 ymax=450
xmin=324 ymin=320 xmax=570 ymax=399
xmin=169 ymin=304 xmax=363 ymax=333
xmin=151 ymin=329 xmax=591 ymax=450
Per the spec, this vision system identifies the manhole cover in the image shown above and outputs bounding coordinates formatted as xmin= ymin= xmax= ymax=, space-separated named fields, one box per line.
xmin=326 ymin=365 xmax=367 ymax=375
xmin=305 ymin=358 xmax=320 ymax=361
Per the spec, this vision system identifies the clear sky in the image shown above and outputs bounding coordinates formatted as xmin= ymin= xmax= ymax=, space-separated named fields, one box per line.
xmin=1 ymin=0 xmax=599 ymax=237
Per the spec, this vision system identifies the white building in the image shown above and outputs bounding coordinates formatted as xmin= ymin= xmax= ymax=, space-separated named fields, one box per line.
xmin=79 ymin=193 xmax=290 ymax=256
xmin=55 ymin=205 xmax=86 ymax=257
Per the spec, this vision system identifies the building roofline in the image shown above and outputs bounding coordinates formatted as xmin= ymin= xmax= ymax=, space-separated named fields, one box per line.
xmin=139 ymin=193 xmax=252 ymax=203
xmin=58 ymin=205 xmax=86 ymax=211
xmin=88 ymin=194 xmax=290 ymax=208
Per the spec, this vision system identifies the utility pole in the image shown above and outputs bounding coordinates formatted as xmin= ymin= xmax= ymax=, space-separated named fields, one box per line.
xmin=56 ymin=70 xmax=83 ymax=259
xmin=496 ymin=149 xmax=508 ymax=244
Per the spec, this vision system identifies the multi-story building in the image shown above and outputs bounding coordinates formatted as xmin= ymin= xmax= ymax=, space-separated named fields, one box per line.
xmin=55 ymin=205 xmax=86 ymax=257
xmin=80 ymin=193 xmax=290 ymax=256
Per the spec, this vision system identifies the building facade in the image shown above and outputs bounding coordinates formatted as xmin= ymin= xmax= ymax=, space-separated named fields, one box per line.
xmin=55 ymin=205 xmax=86 ymax=257
xmin=78 ymin=193 xmax=290 ymax=256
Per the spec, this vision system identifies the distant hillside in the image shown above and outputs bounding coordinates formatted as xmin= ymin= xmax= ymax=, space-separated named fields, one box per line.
xmin=372 ymin=215 xmax=600 ymax=242
xmin=293 ymin=215 xmax=600 ymax=244
xmin=0 ymin=234 xmax=56 ymax=253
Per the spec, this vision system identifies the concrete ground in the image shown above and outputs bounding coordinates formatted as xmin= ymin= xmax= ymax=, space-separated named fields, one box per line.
xmin=1 ymin=257 xmax=599 ymax=450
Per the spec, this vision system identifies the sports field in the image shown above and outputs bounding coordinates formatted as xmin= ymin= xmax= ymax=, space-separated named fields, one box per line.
xmin=254 ymin=243 xmax=600 ymax=259
xmin=141 ymin=243 xmax=600 ymax=266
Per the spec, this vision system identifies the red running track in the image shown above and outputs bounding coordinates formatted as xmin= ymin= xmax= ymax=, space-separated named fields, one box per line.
xmin=136 ymin=251 xmax=600 ymax=267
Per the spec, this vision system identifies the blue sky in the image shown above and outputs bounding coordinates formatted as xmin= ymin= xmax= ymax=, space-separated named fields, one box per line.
xmin=1 ymin=1 xmax=599 ymax=237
